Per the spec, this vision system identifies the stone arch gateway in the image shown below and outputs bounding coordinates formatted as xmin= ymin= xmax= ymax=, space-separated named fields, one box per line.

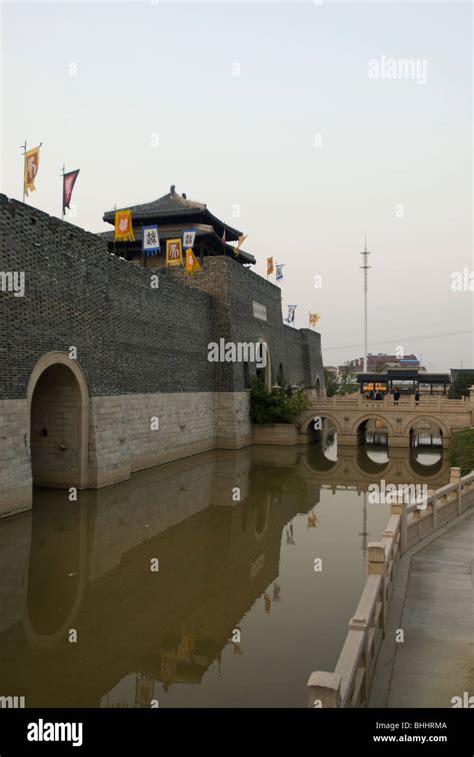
xmin=27 ymin=352 xmax=90 ymax=490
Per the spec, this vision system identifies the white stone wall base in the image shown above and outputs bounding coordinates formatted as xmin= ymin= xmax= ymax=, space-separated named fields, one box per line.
xmin=0 ymin=391 xmax=253 ymax=518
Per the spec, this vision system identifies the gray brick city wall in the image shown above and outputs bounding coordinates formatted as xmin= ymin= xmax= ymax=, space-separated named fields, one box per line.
xmin=0 ymin=195 xmax=324 ymax=400
xmin=0 ymin=196 xmax=215 ymax=399
xmin=168 ymin=258 xmax=325 ymax=392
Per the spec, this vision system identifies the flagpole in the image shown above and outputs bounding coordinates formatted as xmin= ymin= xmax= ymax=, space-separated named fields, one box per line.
xmin=61 ymin=165 xmax=65 ymax=221
xmin=141 ymin=223 xmax=146 ymax=269
xmin=114 ymin=204 xmax=117 ymax=258
xmin=20 ymin=140 xmax=27 ymax=203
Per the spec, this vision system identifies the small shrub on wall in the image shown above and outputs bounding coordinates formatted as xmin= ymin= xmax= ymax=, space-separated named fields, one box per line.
xmin=250 ymin=380 xmax=310 ymax=425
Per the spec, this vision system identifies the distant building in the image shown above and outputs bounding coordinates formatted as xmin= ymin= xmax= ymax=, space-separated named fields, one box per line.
xmin=340 ymin=353 xmax=422 ymax=375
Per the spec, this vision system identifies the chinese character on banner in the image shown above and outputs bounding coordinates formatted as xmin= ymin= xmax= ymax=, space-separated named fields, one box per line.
xmin=166 ymin=238 xmax=183 ymax=267
xmin=142 ymin=225 xmax=160 ymax=256
xmin=114 ymin=209 xmax=135 ymax=242
xmin=183 ymin=230 xmax=196 ymax=249
xmin=267 ymin=257 xmax=274 ymax=276
xmin=24 ymin=146 xmax=41 ymax=196
xmin=63 ymin=169 xmax=80 ymax=213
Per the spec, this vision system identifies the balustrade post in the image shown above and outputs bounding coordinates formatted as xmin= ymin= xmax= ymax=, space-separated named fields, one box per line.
xmin=450 ymin=467 xmax=462 ymax=515
xmin=368 ymin=542 xmax=387 ymax=636
xmin=432 ymin=493 xmax=438 ymax=531
xmin=391 ymin=497 xmax=407 ymax=554
xmin=307 ymin=672 xmax=342 ymax=708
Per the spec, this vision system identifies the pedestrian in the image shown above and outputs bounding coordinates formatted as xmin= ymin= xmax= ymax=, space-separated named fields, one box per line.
xmin=415 ymin=389 xmax=420 ymax=404
xmin=393 ymin=387 xmax=400 ymax=405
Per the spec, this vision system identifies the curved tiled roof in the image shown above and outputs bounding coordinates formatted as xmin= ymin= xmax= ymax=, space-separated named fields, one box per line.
xmin=103 ymin=186 xmax=243 ymax=239
xmin=103 ymin=189 xmax=205 ymax=222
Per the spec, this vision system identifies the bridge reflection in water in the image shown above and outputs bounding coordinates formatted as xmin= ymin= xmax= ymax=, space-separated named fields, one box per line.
xmin=0 ymin=440 xmax=450 ymax=708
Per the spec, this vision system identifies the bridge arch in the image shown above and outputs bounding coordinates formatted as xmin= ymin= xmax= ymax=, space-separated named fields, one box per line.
xmin=408 ymin=449 xmax=444 ymax=477
xmin=299 ymin=411 xmax=343 ymax=438
xmin=254 ymin=493 xmax=271 ymax=539
xmin=350 ymin=414 xmax=397 ymax=438
xmin=403 ymin=414 xmax=449 ymax=440
xmin=27 ymin=351 xmax=90 ymax=489
xmin=356 ymin=445 xmax=390 ymax=476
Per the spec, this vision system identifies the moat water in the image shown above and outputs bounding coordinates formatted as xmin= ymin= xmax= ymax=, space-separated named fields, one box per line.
xmin=0 ymin=440 xmax=447 ymax=708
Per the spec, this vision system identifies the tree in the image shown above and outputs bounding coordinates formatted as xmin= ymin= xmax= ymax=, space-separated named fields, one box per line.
xmin=250 ymin=379 xmax=310 ymax=424
xmin=338 ymin=362 xmax=356 ymax=395
xmin=448 ymin=372 xmax=473 ymax=399
xmin=450 ymin=428 xmax=474 ymax=475
xmin=324 ymin=368 xmax=338 ymax=397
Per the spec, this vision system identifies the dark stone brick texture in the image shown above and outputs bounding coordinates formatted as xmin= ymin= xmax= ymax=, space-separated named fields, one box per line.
xmin=0 ymin=195 xmax=324 ymax=399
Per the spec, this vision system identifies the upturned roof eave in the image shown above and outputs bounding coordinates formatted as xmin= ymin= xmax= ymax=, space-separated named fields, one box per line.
xmin=103 ymin=204 xmax=243 ymax=241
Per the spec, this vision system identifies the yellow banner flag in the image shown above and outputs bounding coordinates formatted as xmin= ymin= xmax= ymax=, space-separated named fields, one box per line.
xmin=24 ymin=146 xmax=40 ymax=196
xmin=114 ymin=209 xmax=135 ymax=241
xmin=309 ymin=313 xmax=321 ymax=327
xmin=267 ymin=257 xmax=274 ymax=276
xmin=166 ymin=238 xmax=183 ymax=267
xmin=185 ymin=247 xmax=201 ymax=274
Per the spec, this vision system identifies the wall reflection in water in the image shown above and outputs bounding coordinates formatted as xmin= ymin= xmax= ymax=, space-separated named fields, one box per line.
xmin=0 ymin=441 xmax=449 ymax=708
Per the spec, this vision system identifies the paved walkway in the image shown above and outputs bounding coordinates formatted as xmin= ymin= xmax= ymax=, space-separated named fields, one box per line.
xmin=369 ymin=510 xmax=474 ymax=708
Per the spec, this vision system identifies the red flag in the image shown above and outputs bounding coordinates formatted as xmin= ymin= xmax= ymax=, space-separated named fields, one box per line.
xmin=63 ymin=169 xmax=80 ymax=211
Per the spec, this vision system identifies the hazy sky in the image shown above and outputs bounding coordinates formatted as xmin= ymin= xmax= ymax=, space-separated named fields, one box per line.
xmin=1 ymin=1 xmax=472 ymax=372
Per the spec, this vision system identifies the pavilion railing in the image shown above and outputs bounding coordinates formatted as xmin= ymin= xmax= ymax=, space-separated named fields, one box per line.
xmin=307 ymin=467 xmax=474 ymax=708
xmin=305 ymin=391 xmax=471 ymax=412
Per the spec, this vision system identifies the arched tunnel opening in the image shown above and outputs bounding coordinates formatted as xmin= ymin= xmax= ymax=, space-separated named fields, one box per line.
xmin=29 ymin=360 xmax=87 ymax=489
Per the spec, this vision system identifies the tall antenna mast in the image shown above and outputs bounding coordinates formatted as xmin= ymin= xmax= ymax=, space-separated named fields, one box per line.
xmin=360 ymin=234 xmax=371 ymax=373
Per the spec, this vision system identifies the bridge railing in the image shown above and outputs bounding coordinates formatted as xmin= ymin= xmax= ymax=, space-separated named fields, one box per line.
xmin=307 ymin=467 xmax=474 ymax=708
xmin=306 ymin=391 xmax=470 ymax=413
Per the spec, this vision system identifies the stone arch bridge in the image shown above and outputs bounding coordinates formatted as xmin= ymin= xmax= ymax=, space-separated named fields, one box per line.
xmin=298 ymin=390 xmax=474 ymax=448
